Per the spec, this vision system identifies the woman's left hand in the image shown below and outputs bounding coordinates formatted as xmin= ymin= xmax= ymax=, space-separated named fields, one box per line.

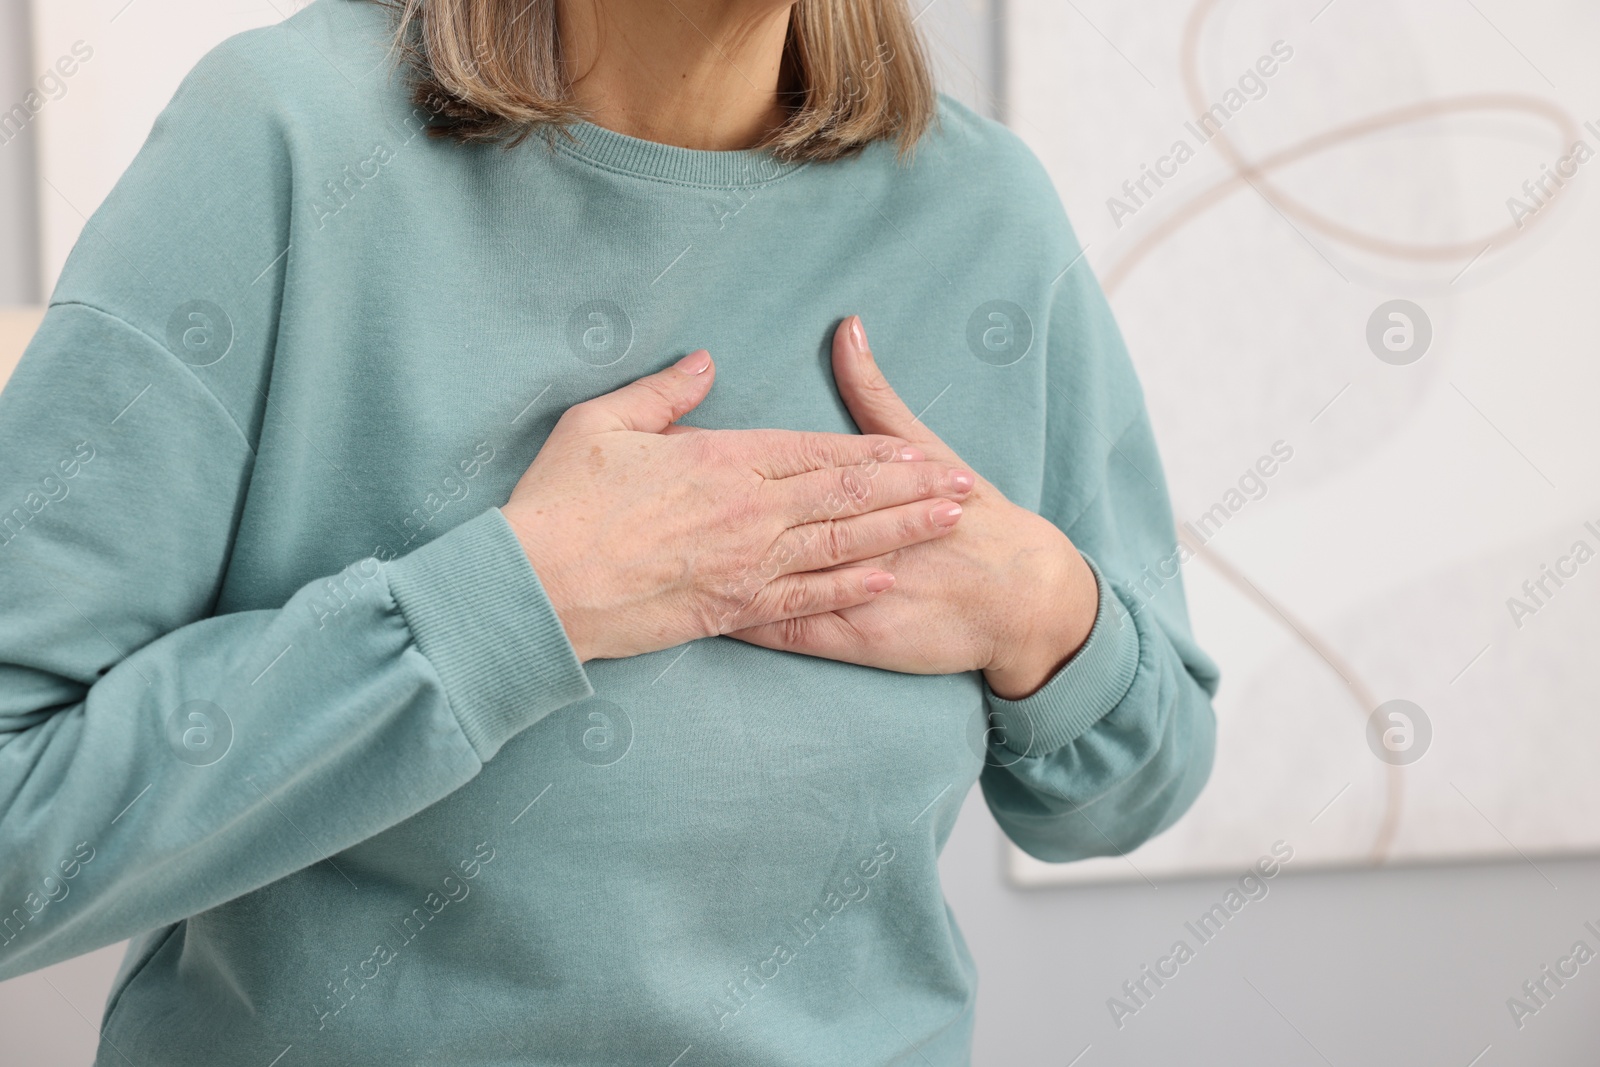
xmin=726 ymin=316 xmax=1101 ymax=700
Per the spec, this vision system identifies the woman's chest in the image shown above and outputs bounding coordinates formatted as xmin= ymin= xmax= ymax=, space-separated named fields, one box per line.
xmin=223 ymin=277 xmax=1050 ymax=609
xmin=369 ymin=638 xmax=988 ymax=883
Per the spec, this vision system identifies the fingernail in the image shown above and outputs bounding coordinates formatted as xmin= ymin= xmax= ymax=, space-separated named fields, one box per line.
xmin=848 ymin=315 xmax=867 ymax=352
xmin=950 ymin=469 xmax=974 ymax=492
xmin=931 ymin=502 xmax=962 ymax=527
xmin=675 ymin=350 xmax=711 ymax=374
xmin=864 ymin=571 xmax=895 ymax=593
xmin=899 ymin=445 xmax=924 ymax=462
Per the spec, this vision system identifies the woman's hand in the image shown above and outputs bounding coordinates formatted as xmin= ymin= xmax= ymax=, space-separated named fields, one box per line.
xmin=501 ymin=349 xmax=976 ymax=662
xmin=727 ymin=319 xmax=1101 ymax=700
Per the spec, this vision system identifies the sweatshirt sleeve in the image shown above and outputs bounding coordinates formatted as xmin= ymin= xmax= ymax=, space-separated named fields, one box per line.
xmin=977 ymin=228 xmax=1220 ymax=864
xmin=0 ymin=33 xmax=592 ymax=981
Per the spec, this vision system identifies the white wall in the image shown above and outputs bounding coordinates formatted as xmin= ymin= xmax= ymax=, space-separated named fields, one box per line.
xmin=0 ymin=0 xmax=39 ymax=303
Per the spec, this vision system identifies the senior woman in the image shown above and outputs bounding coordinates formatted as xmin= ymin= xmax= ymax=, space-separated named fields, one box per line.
xmin=0 ymin=0 xmax=1218 ymax=1062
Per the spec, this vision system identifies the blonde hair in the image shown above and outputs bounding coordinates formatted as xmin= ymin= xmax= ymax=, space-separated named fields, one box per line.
xmin=381 ymin=0 xmax=935 ymax=161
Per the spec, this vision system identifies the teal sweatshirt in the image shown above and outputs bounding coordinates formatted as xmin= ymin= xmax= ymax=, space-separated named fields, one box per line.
xmin=0 ymin=2 xmax=1218 ymax=1063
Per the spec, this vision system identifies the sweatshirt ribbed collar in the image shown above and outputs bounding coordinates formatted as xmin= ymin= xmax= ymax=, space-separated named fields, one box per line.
xmin=549 ymin=120 xmax=807 ymax=188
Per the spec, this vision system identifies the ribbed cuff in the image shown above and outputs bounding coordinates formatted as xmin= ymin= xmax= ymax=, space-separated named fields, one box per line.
xmin=386 ymin=508 xmax=593 ymax=761
xmin=985 ymin=554 xmax=1140 ymax=758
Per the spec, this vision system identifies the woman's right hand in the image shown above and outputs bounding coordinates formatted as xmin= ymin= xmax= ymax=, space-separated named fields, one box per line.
xmin=501 ymin=349 xmax=975 ymax=662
